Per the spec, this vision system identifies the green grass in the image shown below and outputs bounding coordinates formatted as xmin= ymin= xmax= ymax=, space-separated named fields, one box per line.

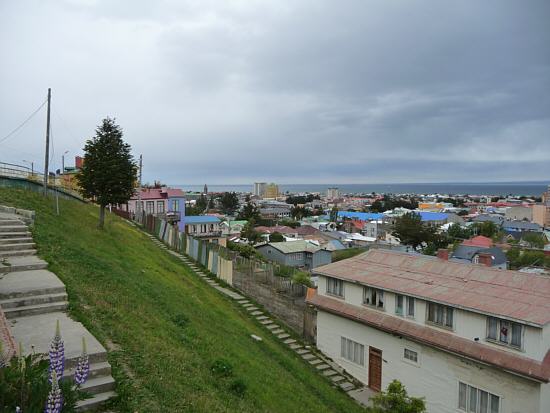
xmin=0 ymin=188 xmax=364 ymax=413
xmin=332 ymin=247 xmax=369 ymax=262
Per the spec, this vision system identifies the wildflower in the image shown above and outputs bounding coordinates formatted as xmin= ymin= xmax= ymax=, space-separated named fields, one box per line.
xmin=44 ymin=370 xmax=63 ymax=413
xmin=49 ymin=320 xmax=65 ymax=381
xmin=74 ymin=337 xmax=89 ymax=386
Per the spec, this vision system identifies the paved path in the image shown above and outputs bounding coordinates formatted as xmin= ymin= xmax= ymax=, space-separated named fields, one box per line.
xmin=143 ymin=232 xmax=371 ymax=404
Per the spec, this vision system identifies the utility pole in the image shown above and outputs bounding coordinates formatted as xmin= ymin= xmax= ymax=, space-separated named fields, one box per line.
xmin=137 ymin=154 xmax=143 ymax=216
xmin=43 ymin=88 xmax=51 ymax=195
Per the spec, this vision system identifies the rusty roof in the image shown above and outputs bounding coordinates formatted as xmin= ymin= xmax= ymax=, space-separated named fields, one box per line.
xmin=313 ymin=249 xmax=550 ymax=326
xmin=306 ymin=289 xmax=550 ymax=383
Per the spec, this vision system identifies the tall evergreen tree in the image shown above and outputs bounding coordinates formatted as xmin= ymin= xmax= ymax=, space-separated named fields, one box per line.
xmin=77 ymin=118 xmax=137 ymax=229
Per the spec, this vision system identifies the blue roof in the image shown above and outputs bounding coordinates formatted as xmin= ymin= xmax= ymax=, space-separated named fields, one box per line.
xmin=184 ymin=215 xmax=221 ymax=224
xmin=417 ymin=212 xmax=448 ymax=221
xmin=337 ymin=211 xmax=384 ymax=221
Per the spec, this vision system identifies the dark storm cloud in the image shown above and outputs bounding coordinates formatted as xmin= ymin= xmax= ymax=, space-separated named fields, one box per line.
xmin=0 ymin=0 xmax=549 ymax=184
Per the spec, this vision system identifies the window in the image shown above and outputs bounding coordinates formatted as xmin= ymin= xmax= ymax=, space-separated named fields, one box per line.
xmin=427 ymin=302 xmax=454 ymax=329
xmin=157 ymin=201 xmax=165 ymax=213
xmin=458 ymin=382 xmax=500 ymax=413
xmin=487 ymin=317 xmax=523 ymax=349
xmin=396 ymin=295 xmax=415 ymax=318
xmin=327 ymin=277 xmax=344 ymax=297
xmin=146 ymin=201 xmax=154 ymax=214
xmin=341 ymin=337 xmax=364 ymax=365
xmin=171 ymin=200 xmax=179 ymax=212
xmin=363 ymin=287 xmax=384 ymax=309
xmin=407 ymin=296 xmax=415 ymax=317
xmin=396 ymin=294 xmax=404 ymax=315
xmin=404 ymin=348 xmax=418 ymax=363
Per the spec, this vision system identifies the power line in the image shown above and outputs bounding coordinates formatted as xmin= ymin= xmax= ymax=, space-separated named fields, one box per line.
xmin=0 ymin=98 xmax=48 ymax=145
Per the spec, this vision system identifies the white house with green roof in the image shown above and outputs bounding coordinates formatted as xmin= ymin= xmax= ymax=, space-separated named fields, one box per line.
xmin=256 ymin=240 xmax=332 ymax=269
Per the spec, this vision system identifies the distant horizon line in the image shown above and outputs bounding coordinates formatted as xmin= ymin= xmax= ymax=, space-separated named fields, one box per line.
xmin=172 ymin=180 xmax=550 ymax=187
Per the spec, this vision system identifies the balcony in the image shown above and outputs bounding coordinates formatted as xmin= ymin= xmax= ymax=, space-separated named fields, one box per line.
xmin=191 ymin=230 xmax=223 ymax=238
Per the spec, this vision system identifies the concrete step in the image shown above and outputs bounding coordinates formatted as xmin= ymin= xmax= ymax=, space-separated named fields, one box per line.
xmin=0 ymin=219 xmax=24 ymax=226
xmin=64 ymin=361 xmax=112 ymax=381
xmin=0 ymin=256 xmax=47 ymax=272
xmin=0 ymin=292 xmax=68 ymax=309
xmin=4 ymin=301 xmax=69 ymax=318
xmin=0 ymin=242 xmax=35 ymax=251
xmin=0 ymin=225 xmax=29 ymax=233
xmin=0 ymin=269 xmax=64 ymax=299
xmin=0 ymin=237 xmax=34 ymax=244
xmin=0 ymin=231 xmax=31 ymax=239
xmin=0 ymin=249 xmax=37 ymax=257
xmin=76 ymin=390 xmax=116 ymax=412
xmin=80 ymin=375 xmax=116 ymax=395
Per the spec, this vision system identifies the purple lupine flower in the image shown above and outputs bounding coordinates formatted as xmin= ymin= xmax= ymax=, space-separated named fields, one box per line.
xmin=74 ymin=337 xmax=89 ymax=386
xmin=44 ymin=371 xmax=63 ymax=413
xmin=15 ymin=407 xmax=21 ymax=413
xmin=49 ymin=320 xmax=65 ymax=382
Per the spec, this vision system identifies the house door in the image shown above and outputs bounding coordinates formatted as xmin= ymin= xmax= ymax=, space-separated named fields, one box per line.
xmin=368 ymin=347 xmax=382 ymax=392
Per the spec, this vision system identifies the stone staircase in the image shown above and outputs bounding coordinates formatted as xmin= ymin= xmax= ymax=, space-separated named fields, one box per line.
xmin=0 ymin=211 xmax=115 ymax=411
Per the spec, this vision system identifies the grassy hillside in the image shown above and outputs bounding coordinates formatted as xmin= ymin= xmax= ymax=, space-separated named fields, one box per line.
xmin=0 ymin=188 xmax=364 ymax=413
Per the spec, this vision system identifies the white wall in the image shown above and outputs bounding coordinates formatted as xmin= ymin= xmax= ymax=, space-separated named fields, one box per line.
xmin=317 ymin=277 xmax=547 ymax=361
xmin=317 ymin=311 xmax=545 ymax=413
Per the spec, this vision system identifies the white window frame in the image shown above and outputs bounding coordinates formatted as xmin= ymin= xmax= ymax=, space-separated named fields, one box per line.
xmin=458 ymin=381 xmax=501 ymax=413
xmin=157 ymin=201 xmax=165 ymax=214
xmin=363 ymin=286 xmax=385 ymax=309
xmin=403 ymin=347 xmax=420 ymax=366
xmin=146 ymin=201 xmax=154 ymax=214
xmin=486 ymin=317 xmax=523 ymax=350
xmin=340 ymin=337 xmax=365 ymax=366
xmin=426 ymin=301 xmax=454 ymax=329
xmin=326 ymin=277 xmax=344 ymax=298
xmin=406 ymin=296 xmax=415 ymax=318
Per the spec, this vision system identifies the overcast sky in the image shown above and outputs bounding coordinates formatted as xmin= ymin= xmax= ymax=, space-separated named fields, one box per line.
xmin=1 ymin=0 xmax=549 ymax=185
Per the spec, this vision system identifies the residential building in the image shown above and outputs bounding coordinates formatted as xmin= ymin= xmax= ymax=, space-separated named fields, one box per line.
xmin=461 ymin=235 xmax=493 ymax=248
xmin=220 ymin=220 xmax=248 ymax=236
xmin=126 ymin=187 xmax=186 ymax=231
xmin=253 ymin=182 xmax=267 ymax=197
xmin=502 ymin=220 xmax=542 ymax=234
xmin=450 ymin=246 xmax=508 ymax=269
xmin=259 ymin=203 xmax=292 ymax=220
xmin=307 ymin=249 xmax=550 ymax=412
xmin=505 ymin=206 xmax=533 ymax=221
xmin=327 ymin=187 xmax=340 ymax=200
xmin=256 ymin=240 xmax=332 ymax=269
xmin=184 ymin=215 xmax=226 ymax=246
xmin=264 ymin=183 xmax=279 ymax=199
xmin=533 ymin=205 xmax=550 ymax=228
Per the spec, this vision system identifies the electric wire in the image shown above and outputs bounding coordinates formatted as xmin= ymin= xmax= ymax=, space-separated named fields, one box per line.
xmin=0 ymin=98 xmax=48 ymax=145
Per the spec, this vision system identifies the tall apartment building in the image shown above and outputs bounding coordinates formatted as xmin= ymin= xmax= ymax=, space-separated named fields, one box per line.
xmin=327 ymin=187 xmax=340 ymax=199
xmin=264 ymin=183 xmax=279 ymax=199
xmin=253 ymin=182 xmax=267 ymax=197
xmin=307 ymin=249 xmax=550 ymax=412
xmin=533 ymin=184 xmax=550 ymax=228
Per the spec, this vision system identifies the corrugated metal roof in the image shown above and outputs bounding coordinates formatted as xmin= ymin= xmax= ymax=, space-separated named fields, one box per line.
xmin=313 ymin=249 xmax=550 ymax=326
xmin=261 ymin=240 xmax=321 ymax=254
xmin=185 ymin=215 xmax=220 ymax=224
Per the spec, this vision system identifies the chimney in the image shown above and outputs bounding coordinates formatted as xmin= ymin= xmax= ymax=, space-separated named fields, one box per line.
xmin=477 ymin=253 xmax=493 ymax=267
xmin=437 ymin=249 xmax=449 ymax=261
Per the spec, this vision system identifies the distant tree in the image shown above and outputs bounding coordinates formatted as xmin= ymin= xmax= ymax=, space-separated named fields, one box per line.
xmin=447 ymin=224 xmax=472 ymax=241
xmin=329 ymin=206 xmax=339 ymax=222
xmin=241 ymin=219 xmax=262 ymax=244
xmin=77 ymin=118 xmax=137 ymax=229
xmin=208 ymin=195 xmax=216 ymax=209
xmin=291 ymin=205 xmax=311 ymax=220
xmin=237 ymin=201 xmax=261 ymax=221
xmin=521 ymin=233 xmax=547 ymax=249
xmin=457 ymin=210 xmax=469 ymax=216
xmin=471 ymin=221 xmax=498 ymax=238
xmin=270 ymin=232 xmax=284 ymax=242
xmin=279 ymin=218 xmax=300 ymax=228
xmin=367 ymin=380 xmax=426 ymax=413
xmin=392 ymin=213 xmax=437 ymax=250
xmin=195 ymin=194 xmax=208 ymax=212
xmin=507 ymin=248 xmax=548 ymax=269
xmin=220 ymin=192 xmax=239 ymax=214
xmin=369 ymin=200 xmax=385 ymax=213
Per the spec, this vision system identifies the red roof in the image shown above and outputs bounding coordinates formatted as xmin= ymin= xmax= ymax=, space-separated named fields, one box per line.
xmin=313 ymin=249 xmax=550 ymax=326
xmin=130 ymin=188 xmax=185 ymax=200
xmin=295 ymin=225 xmax=320 ymax=236
xmin=462 ymin=235 xmax=493 ymax=248
xmin=306 ymin=289 xmax=550 ymax=383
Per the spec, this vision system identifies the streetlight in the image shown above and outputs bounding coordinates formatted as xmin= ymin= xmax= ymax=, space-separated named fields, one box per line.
xmin=22 ymin=159 xmax=34 ymax=175
xmin=62 ymin=150 xmax=69 ymax=174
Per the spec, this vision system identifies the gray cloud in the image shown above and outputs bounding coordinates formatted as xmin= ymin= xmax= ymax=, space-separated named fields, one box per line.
xmin=0 ymin=0 xmax=549 ymax=185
